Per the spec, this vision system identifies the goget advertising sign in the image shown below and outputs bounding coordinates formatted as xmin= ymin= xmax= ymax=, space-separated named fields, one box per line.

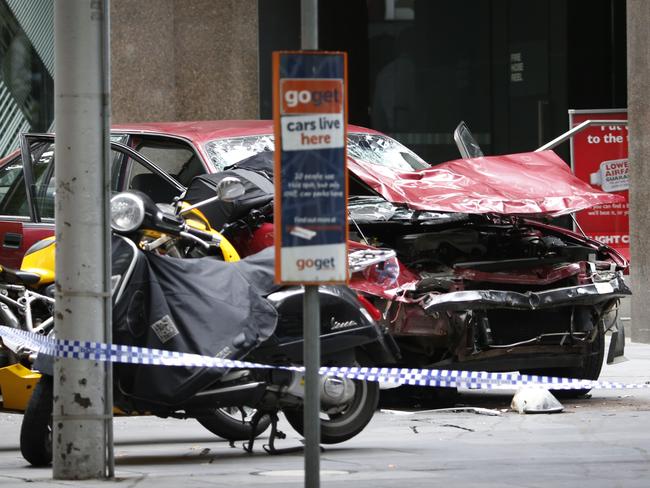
xmin=273 ymin=51 xmax=348 ymax=284
xmin=570 ymin=109 xmax=629 ymax=260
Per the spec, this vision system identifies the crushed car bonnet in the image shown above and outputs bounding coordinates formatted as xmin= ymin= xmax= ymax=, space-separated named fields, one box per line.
xmin=348 ymin=150 xmax=623 ymax=216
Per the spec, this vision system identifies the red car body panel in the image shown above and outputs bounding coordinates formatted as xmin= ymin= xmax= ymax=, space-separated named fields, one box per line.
xmin=348 ymin=150 xmax=623 ymax=217
xmin=0 ymin=222 xmax=54 ymax=269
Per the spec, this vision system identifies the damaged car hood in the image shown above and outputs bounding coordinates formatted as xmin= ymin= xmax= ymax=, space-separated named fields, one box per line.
xmin=349 ymin=150 xmax=623 ymax=216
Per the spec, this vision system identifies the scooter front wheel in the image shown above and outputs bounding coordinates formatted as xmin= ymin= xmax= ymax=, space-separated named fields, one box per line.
xmin=20 ymin=375 xmax=53 ymax=466
xmin=283 ymin=379 xmax=379 ymax=444
xmin=197 ymin=407 xmax=271 ymax=441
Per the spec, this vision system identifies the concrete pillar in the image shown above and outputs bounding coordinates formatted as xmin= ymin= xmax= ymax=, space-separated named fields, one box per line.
xmin=110 ymin=0 xmax=176 ymax=122
xmin=111 ymin=0 xmax=259 ymax=123
xmin=627 ymin=0 xmax=650 ymax=343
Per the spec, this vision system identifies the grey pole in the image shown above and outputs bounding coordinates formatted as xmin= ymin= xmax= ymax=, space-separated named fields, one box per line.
xmin=627 ymin=0 xmax=650 ymax=344
xmin=301 ymin=1 xmax=320 ymax=487
xmin=53 ymin=0 xmax=113 ymax=479
xmin=302 ymin=0 xmax=318 ymax=51
xmin=303 ymin=285 xmax=321 ymax=488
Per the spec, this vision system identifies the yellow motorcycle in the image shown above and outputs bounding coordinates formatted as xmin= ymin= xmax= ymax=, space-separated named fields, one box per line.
xmin=4 ymin=178 xmax=276 ymax=447
xmin=0 ymin=178 xmax=244 ymax=409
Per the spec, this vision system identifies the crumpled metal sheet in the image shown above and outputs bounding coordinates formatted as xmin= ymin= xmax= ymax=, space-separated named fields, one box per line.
xmin=422 ymin=275 xmax=631 ymax=312
xmin=349 ymin=150 xmax=623 ymax=216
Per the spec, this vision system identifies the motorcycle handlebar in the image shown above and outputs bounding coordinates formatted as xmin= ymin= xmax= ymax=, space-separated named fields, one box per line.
xmin=185 ymin=226 xmax=220 ymax=243
xmin=257 ymin=201 xmax=274 ymax=217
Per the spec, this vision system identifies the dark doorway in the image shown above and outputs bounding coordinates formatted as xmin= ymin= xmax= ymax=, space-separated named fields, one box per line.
xmin=259 ymin=0 xmax=627 ymax=165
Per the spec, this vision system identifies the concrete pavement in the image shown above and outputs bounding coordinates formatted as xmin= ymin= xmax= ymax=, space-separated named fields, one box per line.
xmin=0 ymin=336 xmax=648 ymax=487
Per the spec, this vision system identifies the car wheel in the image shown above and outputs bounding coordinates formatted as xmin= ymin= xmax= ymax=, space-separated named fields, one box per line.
xmin=533 ymin=307 xmax=605 ymax=398
xmin=283 ymin=378 xmax=379 ymax=445
xmin=20 ymin=375 xmax=53 ymax=466
xmin=197 ymin=407 xmax=271 ymax=441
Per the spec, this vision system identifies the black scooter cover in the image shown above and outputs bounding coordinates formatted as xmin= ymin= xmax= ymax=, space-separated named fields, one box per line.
xmin=112 ymin=238 xmax=279 ymax=407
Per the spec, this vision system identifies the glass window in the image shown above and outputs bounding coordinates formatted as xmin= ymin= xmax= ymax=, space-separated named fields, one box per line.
xmin=123 ymin=155 xmax=180 ymax=203
xmin=0 ymin=141 xmax=57 ymax=219
xmin=31 ymin=142 xmax=56 ymax=219
xmin=0 ymin=1 xmax=54 ymax=158
xmin=366 ymin=0 xmax=492 ymax=163
xmin=347 ymin=133 xmax=428 ymax=170
xmin=0 ymin=155 xmax=27 ymax=217
xmin=125 ymin=164 xmax=182 ymax=204
xmin=205 ymin=135 xmax=275 ymax=171
xmin=0 ymin=137 xmax=174 ymax=220
xmin=134 ymin=137 xmax=204 ymax=187
xmin=204 ymin=132 xmax=428 ymax=171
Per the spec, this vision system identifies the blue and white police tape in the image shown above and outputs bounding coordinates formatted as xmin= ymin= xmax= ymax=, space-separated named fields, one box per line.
xmin=1 ymin=325 xmax=648 ymax=391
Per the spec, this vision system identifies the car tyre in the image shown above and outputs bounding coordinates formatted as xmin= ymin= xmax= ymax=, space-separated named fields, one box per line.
xmin=534 ymin=308 xmax=605 ymax=399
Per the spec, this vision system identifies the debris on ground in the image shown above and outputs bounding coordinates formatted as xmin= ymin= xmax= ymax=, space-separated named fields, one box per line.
xmin=511 ymin=387 xmax=564 ymax=414
xmin=381 ymin=406 xmax=502 ymax=416
xmin=440 ymin=424 xmax=475 ymax=432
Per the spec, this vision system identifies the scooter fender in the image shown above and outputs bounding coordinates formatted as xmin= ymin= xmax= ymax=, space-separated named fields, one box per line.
xmin=256 ymin=285 xmax=397 ymax=363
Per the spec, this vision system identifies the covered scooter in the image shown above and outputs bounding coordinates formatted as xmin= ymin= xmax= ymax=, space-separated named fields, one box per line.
xmin=19 ymin=190 xmax=398 ymax=466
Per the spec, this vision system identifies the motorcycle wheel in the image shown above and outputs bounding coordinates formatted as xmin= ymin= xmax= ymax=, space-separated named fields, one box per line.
xmin=20 ymin=375 xmax=53 ymax=466
xmin=282 ymin=379 xmax=379 ymax=444
xmin=197 ymin=407 xmax=271 ymax=441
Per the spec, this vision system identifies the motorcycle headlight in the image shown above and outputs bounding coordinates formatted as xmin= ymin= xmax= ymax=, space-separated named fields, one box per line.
xmin=110 ymin=193 xmax=145 ymax=233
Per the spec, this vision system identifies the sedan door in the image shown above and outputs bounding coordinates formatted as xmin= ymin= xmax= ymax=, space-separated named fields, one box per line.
xmin=0 ymin=134 xmax=185 ymax=268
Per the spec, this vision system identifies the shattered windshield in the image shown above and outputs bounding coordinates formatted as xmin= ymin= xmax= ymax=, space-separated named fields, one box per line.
xmin=204 ymin=132 xmax=429 ymax=171
xmin=205 ymin=135 xmax=275 ymax=171
xmin=347 ymin=133 xmax=428 ymax=171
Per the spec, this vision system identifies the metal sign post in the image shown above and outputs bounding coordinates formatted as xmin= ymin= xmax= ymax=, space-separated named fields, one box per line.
xmin=273 ymin=44 xmax=348 ymax=488
xmin=300 ymin=5 xmax=320 ymax=485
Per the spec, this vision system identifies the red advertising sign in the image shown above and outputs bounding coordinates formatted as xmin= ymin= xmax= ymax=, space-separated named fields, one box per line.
xmin=570 ymin=109 xmax=629 ymax=260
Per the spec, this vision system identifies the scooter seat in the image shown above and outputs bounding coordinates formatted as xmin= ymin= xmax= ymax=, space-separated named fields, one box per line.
xmin=0 ymin=265 xmax=41 ymax=286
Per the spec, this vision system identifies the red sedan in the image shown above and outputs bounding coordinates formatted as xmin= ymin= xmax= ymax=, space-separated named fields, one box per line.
xmin=0 ymin=120 xmax=630 ymax=385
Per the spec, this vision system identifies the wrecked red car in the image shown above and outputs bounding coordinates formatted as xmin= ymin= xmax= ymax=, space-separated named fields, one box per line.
xmin=0 ymin=121 xmax=630 ymax=385
xmin=343 ymin=124 xmax=629 ymax=383
xmin=188 ymin=121 xmax=629 ymax=386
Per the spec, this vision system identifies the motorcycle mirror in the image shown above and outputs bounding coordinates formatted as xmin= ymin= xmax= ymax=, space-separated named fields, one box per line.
xmin=216 ymin=177 xmax=245 ymax=202
xmin=179 ymin=177 xmax=246 ymax=216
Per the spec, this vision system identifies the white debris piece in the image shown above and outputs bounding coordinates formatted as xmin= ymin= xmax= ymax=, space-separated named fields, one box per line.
xmin=511 ymin=387 xmax=564 ymax=414
xmin=380 ymin=407 xmax=502 ymax=416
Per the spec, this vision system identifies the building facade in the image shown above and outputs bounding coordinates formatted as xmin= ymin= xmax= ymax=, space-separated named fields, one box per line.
xmin=0 ymin=0 xmax=53 ymax=156
xmin=0 ymin=0 xmax=626 ymax=162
